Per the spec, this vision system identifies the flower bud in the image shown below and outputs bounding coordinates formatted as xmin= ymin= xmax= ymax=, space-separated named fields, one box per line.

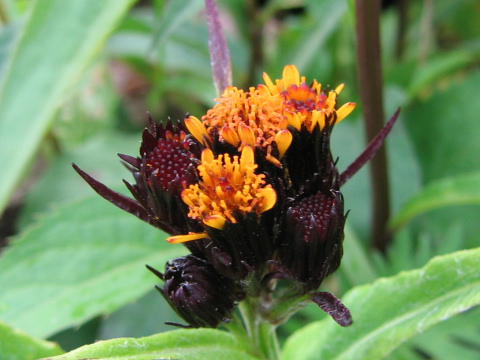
xmin=279 ymin=190 xmax=345 ymax=291
xmin=149 ymin=255 xmax=244 ymax=328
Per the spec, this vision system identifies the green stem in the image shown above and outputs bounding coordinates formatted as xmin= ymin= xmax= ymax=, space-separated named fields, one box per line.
xmin=258 ymin=321 xmax=281 ymax=360
xmin=237 ymin=299 xmax=281 ymax=360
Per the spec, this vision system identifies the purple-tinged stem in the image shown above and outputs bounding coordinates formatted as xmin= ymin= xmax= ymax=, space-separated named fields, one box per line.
xmin=355 ymin=0 xmax=390 ymax=253
xmin=205 ymin=0 xmax=232 ymax=95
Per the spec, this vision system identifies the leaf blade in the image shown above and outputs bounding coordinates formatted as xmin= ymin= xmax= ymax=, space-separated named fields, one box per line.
xmin=42 ymin=329 xmax=261 ymax=360
xmin=390 ymin=172 xmax=480 ymax=230
xmin=0 ymin=196 xmax=187 ymax=338
xmin=282 ymin=248 xmax=480 ymax=360
xmin=0 ymin=0 xmax=135 ymax=215
xmin=0 ymin=320 xmax=63 ymax=360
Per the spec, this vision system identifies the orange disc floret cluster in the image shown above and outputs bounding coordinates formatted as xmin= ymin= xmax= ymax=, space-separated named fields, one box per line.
xmin=185 ymin=65 xmax=355 ymax=166
xmin=263 ymin=65 xmax=356 ymax=132
xmin=185 ymin=86 xmax=293 ymax=166
xmin=182 ymin=146 xmax=276 ymax=231
xmin=203 ymin=86 xmax=285 ymax=149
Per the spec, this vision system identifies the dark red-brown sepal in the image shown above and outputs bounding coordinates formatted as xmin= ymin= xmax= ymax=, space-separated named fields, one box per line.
xmin=311 ymin=291 xmax=353 ymax=327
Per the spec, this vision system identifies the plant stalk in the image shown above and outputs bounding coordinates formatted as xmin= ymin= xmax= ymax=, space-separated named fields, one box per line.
xmin=238 ymin=299 xmax=280 ymax=360
xmin=245 ymin=0 xmax=264 ymax=87
xmin=395 ymin=0 xmax=409 ymax=60
xmin=355 ymin=0 xmax=391 ymax=253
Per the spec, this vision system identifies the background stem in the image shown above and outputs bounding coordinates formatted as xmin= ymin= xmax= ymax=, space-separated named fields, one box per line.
xmin=395 ymin=0 xmax=409 ymax=60
xmin=355 ymin=0 xmax=391 ymax=253
xmin=245 ymin=0 xmax=264 ymax=87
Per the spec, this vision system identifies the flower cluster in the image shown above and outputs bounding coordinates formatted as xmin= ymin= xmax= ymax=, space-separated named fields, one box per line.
xmin=74 ymin=65 xmax=390 ymax=329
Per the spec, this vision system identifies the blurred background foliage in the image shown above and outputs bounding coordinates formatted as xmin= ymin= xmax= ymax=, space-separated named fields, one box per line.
xmin=0 ymin=0 xmax=479 ymax=359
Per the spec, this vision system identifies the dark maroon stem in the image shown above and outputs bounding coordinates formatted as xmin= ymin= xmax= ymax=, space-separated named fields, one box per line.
xmin=355 ymin=0 xmax=390 ymax=254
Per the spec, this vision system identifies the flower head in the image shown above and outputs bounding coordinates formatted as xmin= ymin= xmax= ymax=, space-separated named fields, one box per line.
xmin=185 ymin=86 xmax=291 ymax=166
xmin=73 ymin=118 xmax=202 ymax=236
xmin=74 ymin=64 xmax=399 ymax=329
xmin=168 ymin=145 xmax=277 ymax=279
xmin=263 ymin=65 xmax=356 ymax=132
xmin=178 ymin=146 xmax=276 ymax=233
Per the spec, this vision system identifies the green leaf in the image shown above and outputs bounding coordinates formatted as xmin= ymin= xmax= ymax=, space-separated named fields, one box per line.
xmin=42 ymin=329 xmax=261 ymax=360
xmin=19 ymin=132 xmax=141 ymax=226
xmin=288 ymin=0 xmax=347 ymax=70
xmin=0 ymin=320 xmax=63 ymax=360
xmin=339 ymin=225 xmax=377 ymax=287
xmin=405 ymin=70 xmax=480 ymax=183
xmin=408 ymin=50 xmax=475 ymax=98
xmin=282 ymin=247 xmax=480 ymax=360
xmin=0 ymin=196 xmax=188 ymax=338
xmin=390 ymin=172 xmax=480 ymax=230
xmin=0 ymin=22 xmax=20 ymax=80
xmin=98 ymin=290 xmax=183 ymax=339
xmin=151 ymin=0 xmax=204 ymax=49
xmin=404 ymin=69 xmax=480 ymax=246
xmin=0 ymin=0 xmax=135 ymax=215
xmin=403 ymin=306 xmax=480 ymax=360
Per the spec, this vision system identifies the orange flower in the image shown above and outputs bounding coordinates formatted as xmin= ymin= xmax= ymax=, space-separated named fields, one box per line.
xmin=185 ymin=86 xmax=292 ymax=166
xmin=263 ymin=65 xmax=356 ymax=132
xmin=167 ymin=146 xmax=276 ymax=244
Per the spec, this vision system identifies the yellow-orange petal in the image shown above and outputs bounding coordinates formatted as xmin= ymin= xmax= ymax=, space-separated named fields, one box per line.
xmin=336 ymin=102 xmax=356 ymax=123
xmin=238 ymin=123 xmax=256 ymax=147
xmin=282 ymin=65 xmax=300 ymax=88
xmin=265 ymin=152 xmax=282 ymax=167
xmin=278 ymin=116 xmax=289 ymax=130
xmin=312 ymin=80 xmax=322 ymax=94
xmin=201 ymin=148 xmax=214 ymax=163
xmin=287 ymin=112 xmax=302 ymax=131
xmin=185 ymin=116 xmax=209 ymax=144
xmin=203 ymin=214 xmax=227 ymax=229
xmin=311 ymin=111 xmax=326 ymax=131
xmin=275 ymin=129 xmax=293 ymax=159
xmin=240 ymin=145 xmax=255 ymax=170
xmin=262 ymin=72 xmax=277 ymax=94
xmin=221 ymin=126 xmax=240 ymax=146
xmin=181 ymin=193 xmax=195 ymax=207
xmin=167 ymin=232 xmax=209 ymax=244
xmin=326 ymin=90 xmax=337 ymax=108
xmin=258 ymin=187 xmax=277 ymax=213
xmin=257 ymin=84 xmax=271 ymax=96
xmin=335 ymin=83 xmax=345 ymax=95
